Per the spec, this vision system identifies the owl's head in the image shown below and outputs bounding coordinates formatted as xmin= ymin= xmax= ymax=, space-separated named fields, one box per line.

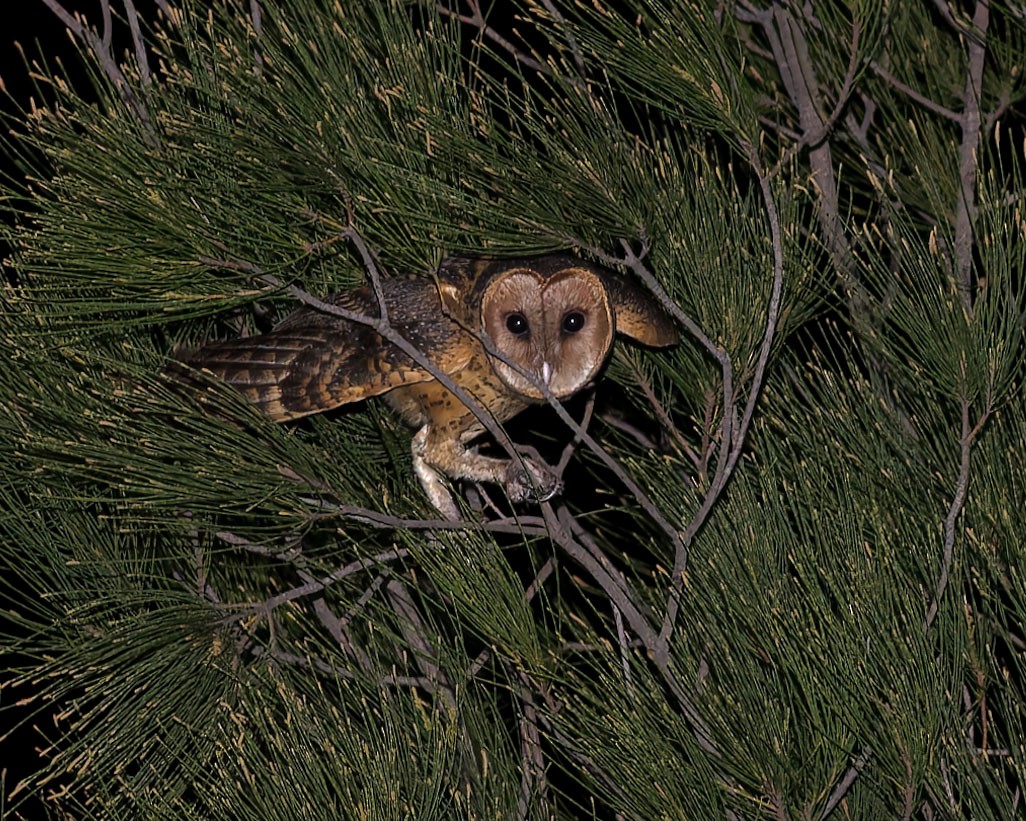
xmin=478 ymin=264 xmax=611 ymax=399
xmin=440 ymin=255 xmax=677 ymax=401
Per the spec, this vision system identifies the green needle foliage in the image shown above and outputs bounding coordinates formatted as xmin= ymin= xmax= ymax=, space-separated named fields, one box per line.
xmin=2 ymin=0 xmax=1025 ymax=817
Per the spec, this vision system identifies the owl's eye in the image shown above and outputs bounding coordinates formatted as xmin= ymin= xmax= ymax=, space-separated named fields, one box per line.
xmin=506 ymin=313 xmax=529 ymax=335
xmin=562 ymin=311 xmax=586 ymax=334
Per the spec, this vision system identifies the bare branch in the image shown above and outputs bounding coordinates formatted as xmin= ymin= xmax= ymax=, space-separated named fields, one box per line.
xmin=386 ymin=579 xmax=457 ymax=710
xmin=768 ymin=14 xmax=863 ymax=179
xmin=40 ymin=0 xmax=158 ymax=141
xmin=599 ymin=410 xmax=659 ymax=451
xmin=122 ymin=0 xmax=152 ymax=85
xmin=818 ymin=748 xmax=871 ymax=820
xmin=516 ymin=675 xmax=549 ymax=817
xmin=869 ymin=63 xmax=960 ymax=123
xmin=658 ymin=145 xmax=786 ymax=657
xmin=435 ymin=1 xmax=548 ymax=76
xmin=100 ymin=0 xmax=113 ymax=54
xmin=298 ymin=498 xmax=552 ymax=537
xmin=342 ymin=225 xmax=390 ymax=327
xmin=224 ymin=547 xmax=408 ymax=618
xmin=250 ymin=0 xmax=264 ymax=75
xmin=537 ymin=0 xmax=587 ymax=75
xmin=923 ymin=398 xmax=988 ymax=630
xmin=953 ymin=0 xmax=990 ymax=309
xmin=762 ymin=5 xmax=855 ymax=286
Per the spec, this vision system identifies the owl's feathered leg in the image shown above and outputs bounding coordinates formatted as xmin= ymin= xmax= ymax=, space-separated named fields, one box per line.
xmin=411 ymin=425 xmax=562 ymax=520
xmin=412 ymin=427 xmax=462 ymax=521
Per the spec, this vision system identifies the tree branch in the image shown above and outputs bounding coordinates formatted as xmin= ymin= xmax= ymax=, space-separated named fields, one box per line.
xmin=434 ymin=0 xmax=548 ymax=76
xmin=40 ymin=0 xmax=157 ymax=142
xmin=953 ymin=0 xmax=990 ymax=309
xmin=762 ymin=4 xmax=856 ymax=287
xmin=542 ymin=502 xmax=719 ymax=755
xmin=818 ymin=747 xmax=871 ymax=820
xmin=923 ymin=397 xmax=987 ymax=631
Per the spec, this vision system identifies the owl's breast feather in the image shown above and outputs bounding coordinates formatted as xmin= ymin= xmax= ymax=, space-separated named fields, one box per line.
xmin=384 ymin=350 xmax=530 ymax=442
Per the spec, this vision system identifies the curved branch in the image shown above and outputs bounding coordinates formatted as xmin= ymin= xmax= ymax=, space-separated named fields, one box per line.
xmin=40 ymin=0 xmax=157 ymax=142
xmin=923 ymin=399 xmax=988 ymax=631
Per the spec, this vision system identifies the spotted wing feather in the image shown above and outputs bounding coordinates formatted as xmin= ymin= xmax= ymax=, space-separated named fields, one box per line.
xmin=176 ymin=278 xmax=471 ymax=421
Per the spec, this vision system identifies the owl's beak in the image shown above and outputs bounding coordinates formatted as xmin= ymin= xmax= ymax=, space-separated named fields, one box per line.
xmin=541 ymin=361 xmax=553 ymax=388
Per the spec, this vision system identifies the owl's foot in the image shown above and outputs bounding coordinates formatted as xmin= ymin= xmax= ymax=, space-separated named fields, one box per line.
xmin=412 ymin=452 xmax=462 ymax=521
xmin=503 ymin=457 xmax=563 ymax=505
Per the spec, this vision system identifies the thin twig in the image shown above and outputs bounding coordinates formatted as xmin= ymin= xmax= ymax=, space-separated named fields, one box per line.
xmin=599 ymin=411 xmax=659 ymax=451
xmin=40 ymin=0 xmax=157 ymax=142
xmin=657 ymin=142 xmax=786 ymax=656
xmin=612 ymin=603 xmax=634 ymax=693
xmin=869 ymin=62 xmax=960 ymax=123
xmin=309 ymin=596 xmax=374 ymax=671
xmin=435 ymin=1 xmax=548 ymax=75
xmin=225 ymin=548 xmax=408 ymax=618
xmin=923 ymin=398 xmax=983 ymax=631
xmin=296 ymin=497 xmax=550 ymax=537
xmin=624 ymin=355 xmax=699 ymax=467
xmin=386 ymin=579 xmax=458 ymax=710
xmin=465 ymin=557 xmax=556 ymax=683
xmin=100 ymin=0 xmax=113 ymax=54
xmin=554 ymin=390 xmax=596 ymax=476
xmin=542 ymin=502 xmax=718 ymax=755
xmin=472 ymin=322 xmax=685 ymax=553
xmin=337 ymin=573 xmax=389 ymax=632
xmin=818 ymin=747 xmax=870 ymax=819
xmin=253 ymin=645 xmax=354 ymax=678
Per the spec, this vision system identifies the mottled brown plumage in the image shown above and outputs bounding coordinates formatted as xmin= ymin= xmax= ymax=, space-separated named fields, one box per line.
xmin=175 ymin=255 xmax=677 ymax=518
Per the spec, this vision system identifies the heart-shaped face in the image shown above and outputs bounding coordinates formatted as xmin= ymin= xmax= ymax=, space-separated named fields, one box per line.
xmin=481 ymin=267 xmax=615 ymax=400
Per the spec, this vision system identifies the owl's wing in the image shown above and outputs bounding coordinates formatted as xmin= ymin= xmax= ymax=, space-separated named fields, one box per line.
xmin=603 ymin=275 xmax=679 ymax=347
xmin=176 ymin=280 xmax=472 ymax=421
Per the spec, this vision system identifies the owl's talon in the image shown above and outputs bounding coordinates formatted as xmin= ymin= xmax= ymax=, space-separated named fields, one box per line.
xmin=503 ymin=458 xmax=562 ymax=505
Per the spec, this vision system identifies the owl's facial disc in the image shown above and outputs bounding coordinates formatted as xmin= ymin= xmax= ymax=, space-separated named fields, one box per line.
xmin=482 ymin=267 xmax=614 ymax=400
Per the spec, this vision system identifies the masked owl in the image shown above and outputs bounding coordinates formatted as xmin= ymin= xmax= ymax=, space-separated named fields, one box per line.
xmin=175 ymin=255 xmax=678 ymax=519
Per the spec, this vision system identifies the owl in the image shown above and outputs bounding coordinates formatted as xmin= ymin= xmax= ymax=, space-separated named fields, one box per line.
xmin=175 ymin=255 xmax=678 ymax=519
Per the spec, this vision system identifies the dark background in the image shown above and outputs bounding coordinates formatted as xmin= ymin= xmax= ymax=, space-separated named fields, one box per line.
xmin=2 ymin=4 xmax=98 ymax=809
xmin=3 ymin=5 xmax=89 ymax=113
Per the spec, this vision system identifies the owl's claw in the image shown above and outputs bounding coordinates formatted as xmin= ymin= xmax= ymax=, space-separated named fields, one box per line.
xmin=503 ymin=457 xmax=563 ymax=505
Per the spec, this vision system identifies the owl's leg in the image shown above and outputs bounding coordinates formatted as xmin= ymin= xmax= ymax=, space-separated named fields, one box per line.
xmin=411 ymin=427 xmax=461 ymax=521
xmin=411 ymin=425 xmax=562 ymax=518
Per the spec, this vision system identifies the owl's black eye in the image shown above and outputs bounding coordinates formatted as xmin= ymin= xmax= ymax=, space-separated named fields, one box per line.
xmin=562 ymin=311 xmax=586 ymax=334
xmin=506 ymin=313 xmax=529 ymax=335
